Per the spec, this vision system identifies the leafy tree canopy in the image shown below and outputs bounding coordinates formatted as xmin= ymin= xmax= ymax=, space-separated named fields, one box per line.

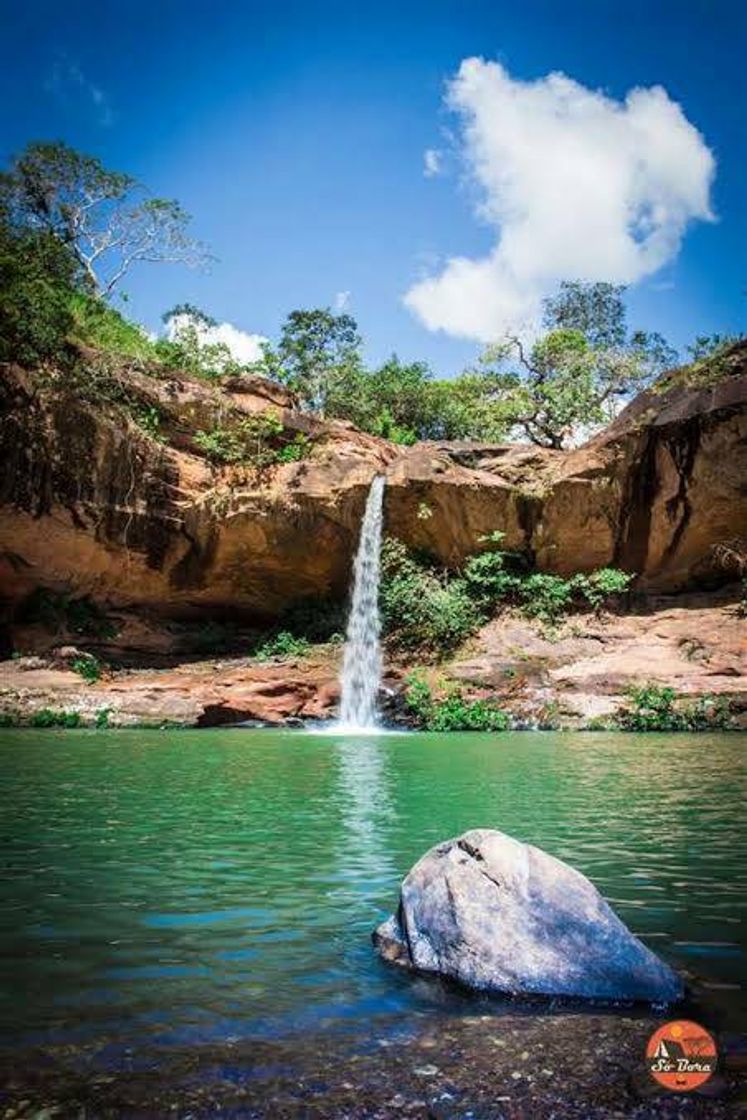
xmin=0 ymin=140 xmax=210 ymax=297
xmin=477 ymin=281 xmax=679 ymax=448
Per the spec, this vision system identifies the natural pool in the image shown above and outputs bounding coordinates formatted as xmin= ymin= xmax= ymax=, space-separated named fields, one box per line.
xmin=0 ymin=729 xmax=745 ymax=1113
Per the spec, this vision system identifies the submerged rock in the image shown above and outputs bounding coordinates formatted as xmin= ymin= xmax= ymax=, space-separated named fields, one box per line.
xmin=374 ymin=828 xmax=683 ymax=1003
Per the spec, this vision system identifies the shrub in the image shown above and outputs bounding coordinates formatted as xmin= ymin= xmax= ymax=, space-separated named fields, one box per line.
xmin=381 ymin=536 xmax=632 ymax=656
xmin=403 ymin=673 xmax=510 ymax=731
xmin=461 ymin=546 xmax=523 ymax=608
xmin=30 ymin=709 xmax=81 ymax=728
xmin=380 ymin=539 xmax=477 ymax=656
xmin=194 ymin=413 xmax=309 ymax=469
xmin=575 ymin=568 xmax=632 ymax=611
xmin=95 ymin=707 xmax=112 ymax=729
xmin=71 ymin=654 xmax=102 ymax=684
xmin=157 ymin=306 xmax=245 ymax=381
xmin=275 ymin=433 xmax=311 ymax=463
xmin=0 ymin=712 xmax=18 ymax=727
xmin=616 ymin=684 xmax=731 ymax=732
xmin=519 ymin=573 xmax=576 ymax=624
xmin=253 ymin=631 xmax=311 ymax=661
xmin=0 ymin=225 xmax=77 ymax=368
xmin=132 ymin=405 xmax=163 ymax=442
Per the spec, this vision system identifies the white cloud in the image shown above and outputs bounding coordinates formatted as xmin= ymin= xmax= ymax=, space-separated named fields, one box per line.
xmin=206 ymin=321 xmax=267 ymax=364
xmin=405 ymin=58 xmax=715 ymax=343
xmin=334 ymin=290 xmax=351 ymax=311
xmin=168 ymin=315 xmax=266 ymax=365
xmin=45 ymin=56 xmax=114 ymax=127
xmin=423 ymin=148 xmax=443 ymax=177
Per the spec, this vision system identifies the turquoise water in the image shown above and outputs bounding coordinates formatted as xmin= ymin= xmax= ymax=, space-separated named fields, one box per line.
xmin=0 ymin=728 xmax=745 ymax=1068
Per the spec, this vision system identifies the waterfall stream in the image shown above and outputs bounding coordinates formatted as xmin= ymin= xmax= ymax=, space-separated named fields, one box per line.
xmin=337 ymin=476 xmax=386 ymax=730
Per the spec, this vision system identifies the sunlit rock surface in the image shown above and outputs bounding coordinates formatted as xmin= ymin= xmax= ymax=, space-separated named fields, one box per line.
xmin=1 ymin=342 xmax=746 ymax=627
xmin=374 ymin=828 xmax=683 ymax=1002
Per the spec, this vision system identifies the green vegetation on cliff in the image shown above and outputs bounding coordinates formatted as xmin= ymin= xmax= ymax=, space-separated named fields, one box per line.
xmin=380 ymin=534 xmax=631 ymax=656
xmin=4 ymin=140 xmax=741 ymax=458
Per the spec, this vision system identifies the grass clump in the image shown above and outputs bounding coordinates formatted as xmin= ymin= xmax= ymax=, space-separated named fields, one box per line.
xmin=403 ymin=673 xmax=511 ymax=731
xmin=616 ymin=683 xmax=732 ymax=732
xmin=68 ymin=292 xmax=158 ymax=361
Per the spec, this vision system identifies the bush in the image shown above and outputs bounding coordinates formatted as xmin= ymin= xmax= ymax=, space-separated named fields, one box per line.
xmin=403 ymin=673 xmax=510 ymax=731
xmin=30 ymin=709 xmax=81 ymax=728
xmin=381 ymin=536 xmax=632 ymax=656
xmin=132 ymin=405 xmax=163 ymax=442
xmin=574 ymin=568 xmax=632 ymax=611
xmin=253 ymin=631 xmax=311 ymax=661
xmin=95 ymin=707 xmax=112 ymax=729
xmin=71 ymin=654 xmax=102 ymax=684
xmin=461 ymin=536 xmax=525 ymax=607
xmin=193 ymin=413 xmax=310 ymax=468
xmin=0 ymin=224 xmax=77 ymax=368
xmin=380 ymin=539 xmax=477 ymax=656
xmin=519 ymin=573 xmax=576 ymax=624
xmin=616 ymin=684 xmax=731 ymax=732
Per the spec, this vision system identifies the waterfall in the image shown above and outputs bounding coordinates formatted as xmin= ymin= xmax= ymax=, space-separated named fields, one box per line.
xmin=337 ymin=475 xmax=386 ymax=730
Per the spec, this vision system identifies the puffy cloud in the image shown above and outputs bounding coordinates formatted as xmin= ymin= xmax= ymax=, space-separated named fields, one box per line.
xmin=168 ymin=314 xmax=266 ymax=364
xmin=204 ymin=321 xmax=266 ymax=364
xmin=405 ymin=58 xmax=715 ymax=342
xmin=423 ymin=148 xmax=443 ymax=177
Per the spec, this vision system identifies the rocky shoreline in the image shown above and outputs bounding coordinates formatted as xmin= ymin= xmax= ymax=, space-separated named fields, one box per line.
xmin=1 ymin=1008 xmax=745 ymax=1119
xmin=2 ymin=345 xmax=746 ymax=731
xmin=0 ymin=589 xmax=744 ymax=730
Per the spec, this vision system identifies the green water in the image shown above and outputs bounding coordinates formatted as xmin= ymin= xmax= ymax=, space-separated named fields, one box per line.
xmin=0 ymin=728 xmax=745 ymax=1070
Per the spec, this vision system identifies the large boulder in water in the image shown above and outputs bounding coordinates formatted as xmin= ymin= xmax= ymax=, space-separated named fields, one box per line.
xmin=373 ymin=829 xmax=683 ymax=1003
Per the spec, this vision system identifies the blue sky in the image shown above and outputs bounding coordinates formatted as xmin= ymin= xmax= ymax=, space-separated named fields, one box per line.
xmin=1 ymin=0 xmax=744 ymax=374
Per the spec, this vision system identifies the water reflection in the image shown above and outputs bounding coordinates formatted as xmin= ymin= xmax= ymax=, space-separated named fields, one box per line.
xmin=333 ymin=736 xmax=397 ymax=899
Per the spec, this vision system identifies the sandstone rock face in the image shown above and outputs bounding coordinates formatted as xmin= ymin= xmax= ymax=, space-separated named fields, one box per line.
xmin=1 ymin=345 xmax=746 ymax=629
xmin=374 ymin=829 xmax=683 ymax=1003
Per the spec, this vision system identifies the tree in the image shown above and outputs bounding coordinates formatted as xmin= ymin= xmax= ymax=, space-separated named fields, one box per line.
xmin=0 ymin=141 xmax=209 ymax=297
xmin=268 ymin=308 xmax=363 ymax=416
xmin=0 ymin=189 xmax=79 ymax=366
xmin=477 ymin=282 xmax=678 ymax=449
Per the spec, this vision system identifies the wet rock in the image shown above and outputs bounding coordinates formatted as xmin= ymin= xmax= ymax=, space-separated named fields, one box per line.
xmin=374 ymin=829 xmax=683 ymax=1003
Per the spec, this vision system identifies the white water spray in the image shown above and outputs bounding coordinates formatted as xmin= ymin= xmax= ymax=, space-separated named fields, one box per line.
xmin=337 ymin=476 xmax=386 ymax=731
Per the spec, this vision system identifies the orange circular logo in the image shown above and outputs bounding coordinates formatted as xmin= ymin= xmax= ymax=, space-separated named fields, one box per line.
xmin=646 ymin=1020 xmax=717 ymax=1092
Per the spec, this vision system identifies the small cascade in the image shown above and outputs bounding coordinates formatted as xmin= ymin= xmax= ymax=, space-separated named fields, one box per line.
xmin=337 ymin=476 xmax=386 ymax=731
